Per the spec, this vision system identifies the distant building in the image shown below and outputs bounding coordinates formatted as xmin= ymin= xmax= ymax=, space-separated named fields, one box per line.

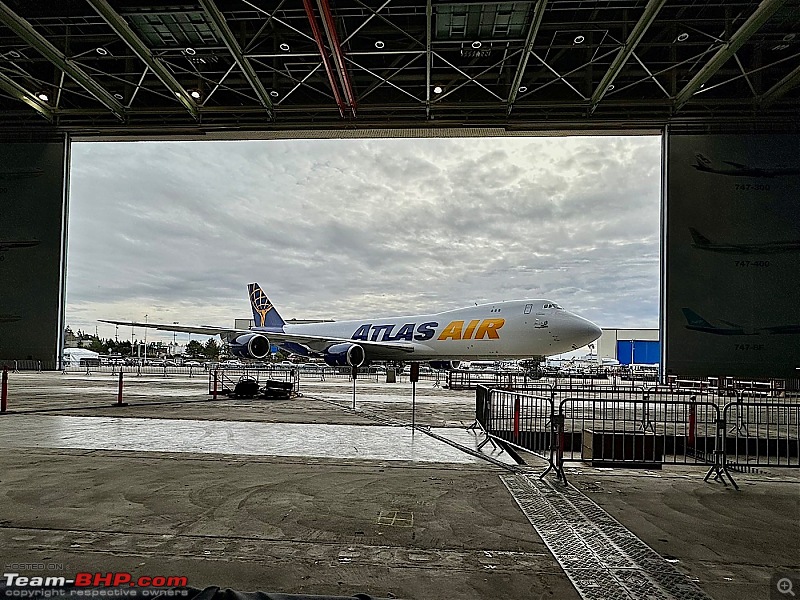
xmin=597 ymin=329 xmax=660 ymax=365
xmin=63 ymin=327 xmax=80 ymax=348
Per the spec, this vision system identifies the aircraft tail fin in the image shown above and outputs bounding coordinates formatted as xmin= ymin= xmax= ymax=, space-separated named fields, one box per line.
xmin=682 ymin=308 xmax=713 ymax=329
xmin=694 ymin=153 xmax=711 ymax=168
xmin=688 ymin=227 xmax=712 ymax=246
xmin=248 ymin=283 xmax=286 ymax=329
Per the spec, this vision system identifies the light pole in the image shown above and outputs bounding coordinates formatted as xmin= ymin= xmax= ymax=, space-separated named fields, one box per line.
xmin=144 ymin=314 xmax=148 ymax=361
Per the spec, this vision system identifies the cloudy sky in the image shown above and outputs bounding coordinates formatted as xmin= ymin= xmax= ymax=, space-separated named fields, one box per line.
xmin=66 ymin=136 xmax=661 ymax=345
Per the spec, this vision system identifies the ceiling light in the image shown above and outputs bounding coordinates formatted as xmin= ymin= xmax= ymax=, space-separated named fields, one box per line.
xmin=607 ymin=84 xmax=614 ymax=91
xmin=471 ymin=40 xmax=482 ymax=49
xmin=185 ymin=47 xmax=196 ymax=56
xmin=270 ymin=90 xmax=279 ymax=97
xmin=8 ymin=50 xmax=20 ymax=58
xmin=96 ymin=47 xmax=108 ymax=56
xmin=433 ymin=86 xmax=443 ymax=94
xmin=374 ymin=40 xmax=385 ymax=49
xmin=279 ymin=43 xmax=290 ymax=52
xmin=518 ymin=86 xmax=527 ymax=93
xmin=573 ymin=35 xmax=585 ymax=44
xmin=37 ymin=92 xmax=48 ymax=101
xmin=113 ymin=93 xmax=123 ymax=100
xmin=677 ymin=32 xmax=689 ymax=42
xmin=783 ymin=33 xmax=795 ymax=42
xmin=189 ymin=89 xmax=201 ymax=99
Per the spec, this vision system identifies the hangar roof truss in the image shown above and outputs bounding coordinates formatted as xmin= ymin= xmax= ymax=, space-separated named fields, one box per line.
xmin=0 ymin=0 xmax=797 ymax=137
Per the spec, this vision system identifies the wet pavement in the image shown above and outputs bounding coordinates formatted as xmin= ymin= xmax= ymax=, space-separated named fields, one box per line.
xmin=0 ymin=371 xmax=797 ymax=599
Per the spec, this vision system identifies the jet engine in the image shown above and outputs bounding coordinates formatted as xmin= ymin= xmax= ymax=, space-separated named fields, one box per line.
xmin=429 ymin=360 xmax=461 ymax=371
xmin=323 ymin=343 xmax=366 ymax=367
xmin=229 ymin=333 xmax=271 ymax=360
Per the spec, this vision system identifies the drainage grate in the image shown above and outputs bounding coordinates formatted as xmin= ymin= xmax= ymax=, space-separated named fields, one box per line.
xmin=501 ymin=474 xmax=712 ymax=600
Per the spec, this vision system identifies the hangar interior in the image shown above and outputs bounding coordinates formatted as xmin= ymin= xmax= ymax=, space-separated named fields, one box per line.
xmin=0 ymin=0 xmax=798 ymax=378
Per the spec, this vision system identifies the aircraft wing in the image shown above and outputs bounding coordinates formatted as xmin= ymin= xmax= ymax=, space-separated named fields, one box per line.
xmin=722 ymin=160 xmax=749 ymax=170
xmin=99 ymin=319 xmax=241 ymax=336
xmin=98 ymin=319 xmax=416 ymax=353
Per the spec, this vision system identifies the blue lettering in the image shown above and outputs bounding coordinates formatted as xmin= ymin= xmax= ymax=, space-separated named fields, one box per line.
xmin=352 ymin=324 xmax=371 ymax=341
xmin=414 ymin=322 xmax=438 ymax=341
xmin=390 ymin=323 xmax=415 ymax=341
xmin=371 ymin=324 xmax=394 ymax=342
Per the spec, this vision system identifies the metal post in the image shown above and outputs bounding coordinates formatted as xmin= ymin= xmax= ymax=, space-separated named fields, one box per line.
xmin=1 ymin=367 xmax=8 ymax=412
xmin=114 ymin=369 xmax=128 ymax=407
xmin=513 ymin=397 xmax=520 ymax=442
xmin=212 ymin=369 xmax=219 ymax=399
xmin=688 ymin=397 xmax=696 ymax=451
xmin=352 ymin=366 xmax=357 ymax=410
xmin=412 ymin=379 xmax=416 ymax=429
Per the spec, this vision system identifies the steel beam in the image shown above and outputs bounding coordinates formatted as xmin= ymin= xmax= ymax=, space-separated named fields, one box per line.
xmin=198 ymin=0 xmax=274 ymax=118
xmin=674 ymin=0 xmax=786 ymax=110
xmin=302 ymin=0 xmax=348 ymax=118
xmin=316 ymin=0 xmax=357 ymax=117
xmin=86 ymin=0 xmax=200 ymax=120
xmin=590 ymin=0 xmax=666 ymax=113
xmin=759 ymin=62 xmax=800 ymax=107
xmin=507 ymin=0 xmax=547 ymax=114
xmin=0 ymin=71 xmax=53 ymax=121
xmin=0 ymin=1 xmax=124 ymax=121
xmin=426 ymin=0 xmax=432 ymax=117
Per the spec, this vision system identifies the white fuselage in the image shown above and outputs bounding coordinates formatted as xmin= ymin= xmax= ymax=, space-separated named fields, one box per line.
xmin=261 ymin=299 xmax=602 ymax=362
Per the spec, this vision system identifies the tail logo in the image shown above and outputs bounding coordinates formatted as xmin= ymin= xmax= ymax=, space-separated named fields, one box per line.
xmin=250 ymin=287 xmax=274 ymax=327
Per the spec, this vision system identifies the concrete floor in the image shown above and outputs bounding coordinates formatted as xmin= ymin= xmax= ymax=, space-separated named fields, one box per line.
xmin=0 ymin=372 xmax=798 ymax=599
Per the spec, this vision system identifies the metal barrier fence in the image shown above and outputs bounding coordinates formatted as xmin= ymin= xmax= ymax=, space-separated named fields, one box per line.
xmin=474 ymin=386 xmax=800 ymax=489
xmin=723 ymin=401 xmax=800 ymax=468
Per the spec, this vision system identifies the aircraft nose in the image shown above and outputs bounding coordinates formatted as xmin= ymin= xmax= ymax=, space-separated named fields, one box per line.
xmin=566 ymin=314 xmax=602 ymax=347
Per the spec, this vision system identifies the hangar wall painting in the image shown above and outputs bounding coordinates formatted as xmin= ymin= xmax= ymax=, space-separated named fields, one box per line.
xmin=0 ymin=141 xmax=68 ymax=366
xmin=664 ymin=134 xmax=800 ymax=379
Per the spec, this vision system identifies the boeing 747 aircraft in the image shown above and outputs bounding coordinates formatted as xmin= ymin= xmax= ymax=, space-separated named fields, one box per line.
xmin=689 ymin=228 xmax=800 ymax=254
xmin=101 ymin=283 xmax=602 ymax=369
xmin=692 ymin=153 xmax=800 ymax=178
xmin=683 ymin=308 xmax=800 ymax=336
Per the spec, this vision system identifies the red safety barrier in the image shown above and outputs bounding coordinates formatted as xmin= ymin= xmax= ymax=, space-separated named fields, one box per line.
xmin=1 ymin=367 xmax=7 ymax=412
xmin=117 ymin=370 xmax=124 ymax=406
xmin=513 ymin=397 xmax=520 ymax=441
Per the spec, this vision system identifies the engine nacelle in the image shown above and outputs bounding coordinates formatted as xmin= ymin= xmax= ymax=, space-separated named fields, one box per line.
xmin=323 ymin=343 xmax=365 ymax=367
xmin=429 ymin=360 xmax=461 ymax=371
xmin=229 ymin=333 xmax=271 ymax=360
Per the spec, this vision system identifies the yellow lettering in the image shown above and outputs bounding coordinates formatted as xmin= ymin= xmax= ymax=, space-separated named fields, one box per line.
xmin=463 ymin=319 xmax=481 ymax=340
xmin=437 ymin=320 xmax=464 ymax=341
xmin=475 ymin=318 xmax=505 ymax=339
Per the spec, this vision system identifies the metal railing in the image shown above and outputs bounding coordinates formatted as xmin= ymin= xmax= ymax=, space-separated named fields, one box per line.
xmin=475 ymin=385 xmax=799 ymax=490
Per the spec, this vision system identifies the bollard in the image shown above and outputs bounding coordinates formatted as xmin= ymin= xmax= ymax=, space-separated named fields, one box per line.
xmin=513 ymin=397 xmax=520 ymax=442
xmin=1 ymin=367 xmax=8 ymax=412
xmin=212 ymin=369 xmax=219 ymax=399
xmin=114 ymin=370 xmax=128 ymax=407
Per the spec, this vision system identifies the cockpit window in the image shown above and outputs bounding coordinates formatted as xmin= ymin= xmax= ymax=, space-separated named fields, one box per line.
xmin=524 ymin=304 xmax=533 ymax=314
xmin=543 ymin=303 xmax=564 ymax=310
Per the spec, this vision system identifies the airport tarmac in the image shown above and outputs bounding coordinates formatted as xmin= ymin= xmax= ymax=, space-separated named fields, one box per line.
xmin=0 ymin=371 xmax=798 ymax=599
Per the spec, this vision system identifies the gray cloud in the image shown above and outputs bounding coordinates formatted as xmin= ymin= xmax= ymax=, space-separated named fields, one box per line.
xmin=67 ymin=136 xmax=661 ymax=342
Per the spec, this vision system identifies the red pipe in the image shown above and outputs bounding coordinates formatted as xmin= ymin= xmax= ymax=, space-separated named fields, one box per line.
xmin=316 ymin=0 xmax=357 ymax=117
xmin=303 ymin=0 xmax=348 ymax=118
xmin=1 ymin=367 xmax=7 ymax=412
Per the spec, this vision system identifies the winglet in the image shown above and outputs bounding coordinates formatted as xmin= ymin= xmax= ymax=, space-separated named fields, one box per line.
xmin=248 ymin=283 xmax=285 ymax=329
